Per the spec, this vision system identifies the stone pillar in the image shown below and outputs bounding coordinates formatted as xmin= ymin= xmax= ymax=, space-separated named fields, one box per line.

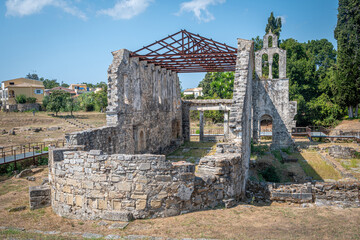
xmin=224 ymin=111 xmax=229 ymax=138
xmin=199 ymin=111 xmax=204 ymax=142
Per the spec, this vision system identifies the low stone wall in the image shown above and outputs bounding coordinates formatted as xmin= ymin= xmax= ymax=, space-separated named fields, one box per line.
xmin=17 ymin=103 xmax=40 ymax=112
xmin=65 ymin=126 xmax=133 ymax=154
xmin=328 ymin=145 xmax=359 ymax=159
xmin=247 ymin=181 xmax=360 ymax=207
xmin=49 ymin=148 xmax=245 ymax=221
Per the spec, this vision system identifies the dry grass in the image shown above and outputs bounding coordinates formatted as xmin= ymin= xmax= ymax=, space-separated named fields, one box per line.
xmin=298 ymin=151 xmax=342 ymax=181
xmin=0 ymin=157 xmax=359 ymax=239
xmin=0 ymin=111 xmax=106 ymax=147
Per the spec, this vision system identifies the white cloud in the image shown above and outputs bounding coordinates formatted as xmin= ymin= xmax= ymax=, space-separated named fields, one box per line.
xmin=97 ymin=0 xmax=153 ymax=20
xmin=178 ymin=0 xmax=225 ymax=23
xmin=277 ymin=15 xmax=286 ymax=24
xmin=5 ymin=0 xmax=87 ymax=20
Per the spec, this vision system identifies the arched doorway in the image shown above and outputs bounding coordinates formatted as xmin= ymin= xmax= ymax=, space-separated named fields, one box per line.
xmin=260 ymin=114 xmax=273 ymax=143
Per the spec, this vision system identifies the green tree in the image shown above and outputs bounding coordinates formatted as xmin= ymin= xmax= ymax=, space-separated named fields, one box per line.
xmin=265 ymin=12 xmax=282 ymax=38
xmin=334 ymin=0 xmax=360 ymax=118
xmin=252 ymin=36 xmax=263 ymax=51
xmin=26 ymin=73 xmax=39 ymax=80
xmin=40 ymin=77 xmax=60 ymax=89
xmin=61 ymin=82 xmax=69 ymax=88
xmin=47 ymin=90 xmax=69 ymax=116
xmin=94 ymin=86 xmax=108 ymax=112
xmin=198 ymin=72 xmax=234 ymax=99
xmin=66 ymin=96 xmax=78 ymax=116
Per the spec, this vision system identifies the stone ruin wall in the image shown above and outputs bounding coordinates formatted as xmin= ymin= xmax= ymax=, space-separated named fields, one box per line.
xmin=49 ymin=38 xmax=255 ymax=220
xmin=49 ymin=148 xmax=244 ymax=221
xmin=66 ymin=49 xmax=183 ymax=155
xmin=252 ymin=32 xmax=297 ymax=148
xmin=247 ymin=181 xmax=360 ymax=208
xmin=228 ymin=39 xmax=255 ymax=195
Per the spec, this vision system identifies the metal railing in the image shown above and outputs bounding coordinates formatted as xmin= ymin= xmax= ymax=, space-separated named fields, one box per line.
xmin=190 ymin=128 xmax=224 ymax=135
xmin=0 ymin=140 xmax=65 ymax=166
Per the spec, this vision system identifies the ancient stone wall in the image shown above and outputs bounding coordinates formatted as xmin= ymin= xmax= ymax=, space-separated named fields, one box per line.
xmin=328 ymin=145 xmax=359 ymax=159
xmin=66 ymin=49 xmax=183 ymax=155
xmin=49 ymin=148 xmax=244 ymax=221
xmin=252 ymin=32 xmax=297 ymax=148
xmin=228 ymin=38 xmax=254 ymax=197
xmin=246 ymin=181 xmax=360 ymax=207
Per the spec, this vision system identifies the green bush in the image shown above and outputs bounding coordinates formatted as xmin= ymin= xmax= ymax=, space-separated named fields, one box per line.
xmin=85 ymin=104 xmax=94 ymax=111
xmin=259 ymin=166 xmax=280 ymax=182
xmin=26 ymin=97 xmax=37 ymax=103
xmin=38 ymin=156 xmax=48 ymax=165
xmin=15 ymin=94 xmax=27 ymax=104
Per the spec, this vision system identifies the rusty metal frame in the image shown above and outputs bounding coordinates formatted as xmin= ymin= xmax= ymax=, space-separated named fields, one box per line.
xmin=130 ymin=30 xmax=237 ymax=73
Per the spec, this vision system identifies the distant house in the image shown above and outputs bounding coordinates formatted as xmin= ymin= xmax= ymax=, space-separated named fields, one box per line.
xmin=69 ymin=84 xmax=89 ymax=94
xmin=183 ymin=87 xmax=203 ymax=98
xmin=45 ymin=86 xmax=76 ymax=96
xmin=0 ymin=78 xmax=45 ymax=108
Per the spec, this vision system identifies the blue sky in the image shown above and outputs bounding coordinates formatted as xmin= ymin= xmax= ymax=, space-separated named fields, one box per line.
xmin=0 ymin=0 xmax=339 ymax=90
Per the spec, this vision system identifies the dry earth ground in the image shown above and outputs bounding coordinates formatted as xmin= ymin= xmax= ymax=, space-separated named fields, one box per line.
xmin=0 ymin=169 xmax=359 ymax=240
xmin=0 ymin=111 xmax=106 ymax=147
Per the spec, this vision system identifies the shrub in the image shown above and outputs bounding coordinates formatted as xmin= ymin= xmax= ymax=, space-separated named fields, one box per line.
xmin=38 ymin=156 xmax=48 ymax=166
xmin=85 ymin=104 xmax=94 ymax=111
xmin=26 ymin=97 xmax=37 ymax=103
xmin=259 ymin=166 xmax=280 ymax=182
xmin=15 ymin=94 xmax=27 ymax=104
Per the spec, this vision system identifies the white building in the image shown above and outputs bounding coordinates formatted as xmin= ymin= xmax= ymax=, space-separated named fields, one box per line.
xmin=183 ymin=87 xmax=203 ymax=98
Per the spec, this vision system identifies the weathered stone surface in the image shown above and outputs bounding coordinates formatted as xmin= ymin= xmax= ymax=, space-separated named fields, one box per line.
xmin=16 ymin=169 xmax=33 ymax=178
xmin=252 ymin=32 xmax=296 ymax=148
xmin=29 ymin=185 xmax=51 ymax=210
xmin=108 ymin=222 xmax=128 ymax=229
xmin=8 ymin=206 xmax=26 ymax=212
xmin=328 ymin=145 xmax=359 ymax=159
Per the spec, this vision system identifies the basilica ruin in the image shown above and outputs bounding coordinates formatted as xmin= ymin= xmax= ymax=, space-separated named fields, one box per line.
xmin=48 ymin=30 xmax=297 ymax=221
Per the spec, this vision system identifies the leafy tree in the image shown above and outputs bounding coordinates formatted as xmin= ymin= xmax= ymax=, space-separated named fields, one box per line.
xmin=47 ymin=90 xmax=69 ymax=116
xmin=66 ymin=96 xmax=78 ymax=116
xmin=40 ymin=77 xmax=60 ymax=89
xmin=334 ymin=0 xmax=360 ymax=118
xmin=252 ymin=36 xmax=263 ymax=51
xmin=78 ymin=92 xmax=95 ymax=111
xmin=198 ymin=72 xmax=234 ymax=99
xmin=26 ymin=73 xmax=39 ymax=80
xmin=94 ymin=86 xmax=108 ymax=112
xmin=265 ymin=12 xmax=282 ymax=38
xmin=61 ymin=82 xmax=69 ymax=88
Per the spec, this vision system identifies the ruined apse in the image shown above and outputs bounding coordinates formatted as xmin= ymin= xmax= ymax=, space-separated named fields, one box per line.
xmin=252 ymin=31 xmax=297 ymax=148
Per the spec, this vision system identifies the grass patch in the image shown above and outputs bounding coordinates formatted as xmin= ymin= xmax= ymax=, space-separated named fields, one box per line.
xmin=251 ymin=143 xmax=269 ymax=156
xmin=271 ymin=150 xmax=282 ymax=162
xmin=341 ymin=158 xmax=360 ymax=170
xmin=297 ymin=151 xmax=341 ymax=180
xmin=0 ymin=229 xmax=73 ymax=240
xmin=0 ymin=181 xmax=25 ymax=196
xmin=167 ymin=141 xmax=216 ymax=163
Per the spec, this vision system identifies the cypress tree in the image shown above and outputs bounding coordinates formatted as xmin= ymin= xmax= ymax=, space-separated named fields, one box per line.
xmin=334 ymin=0 xmax=360 ymax=118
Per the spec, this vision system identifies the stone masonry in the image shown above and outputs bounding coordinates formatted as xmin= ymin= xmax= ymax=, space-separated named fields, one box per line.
xmin=49 ymin=147 xmax=244 ymax=220
xmin=66 ymin=49 xmax=183 ymax=155
xmin=252 ymin=31 xmax=297 ymax=148
xmin=49 ymin=33 xmax=297 ymax=220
